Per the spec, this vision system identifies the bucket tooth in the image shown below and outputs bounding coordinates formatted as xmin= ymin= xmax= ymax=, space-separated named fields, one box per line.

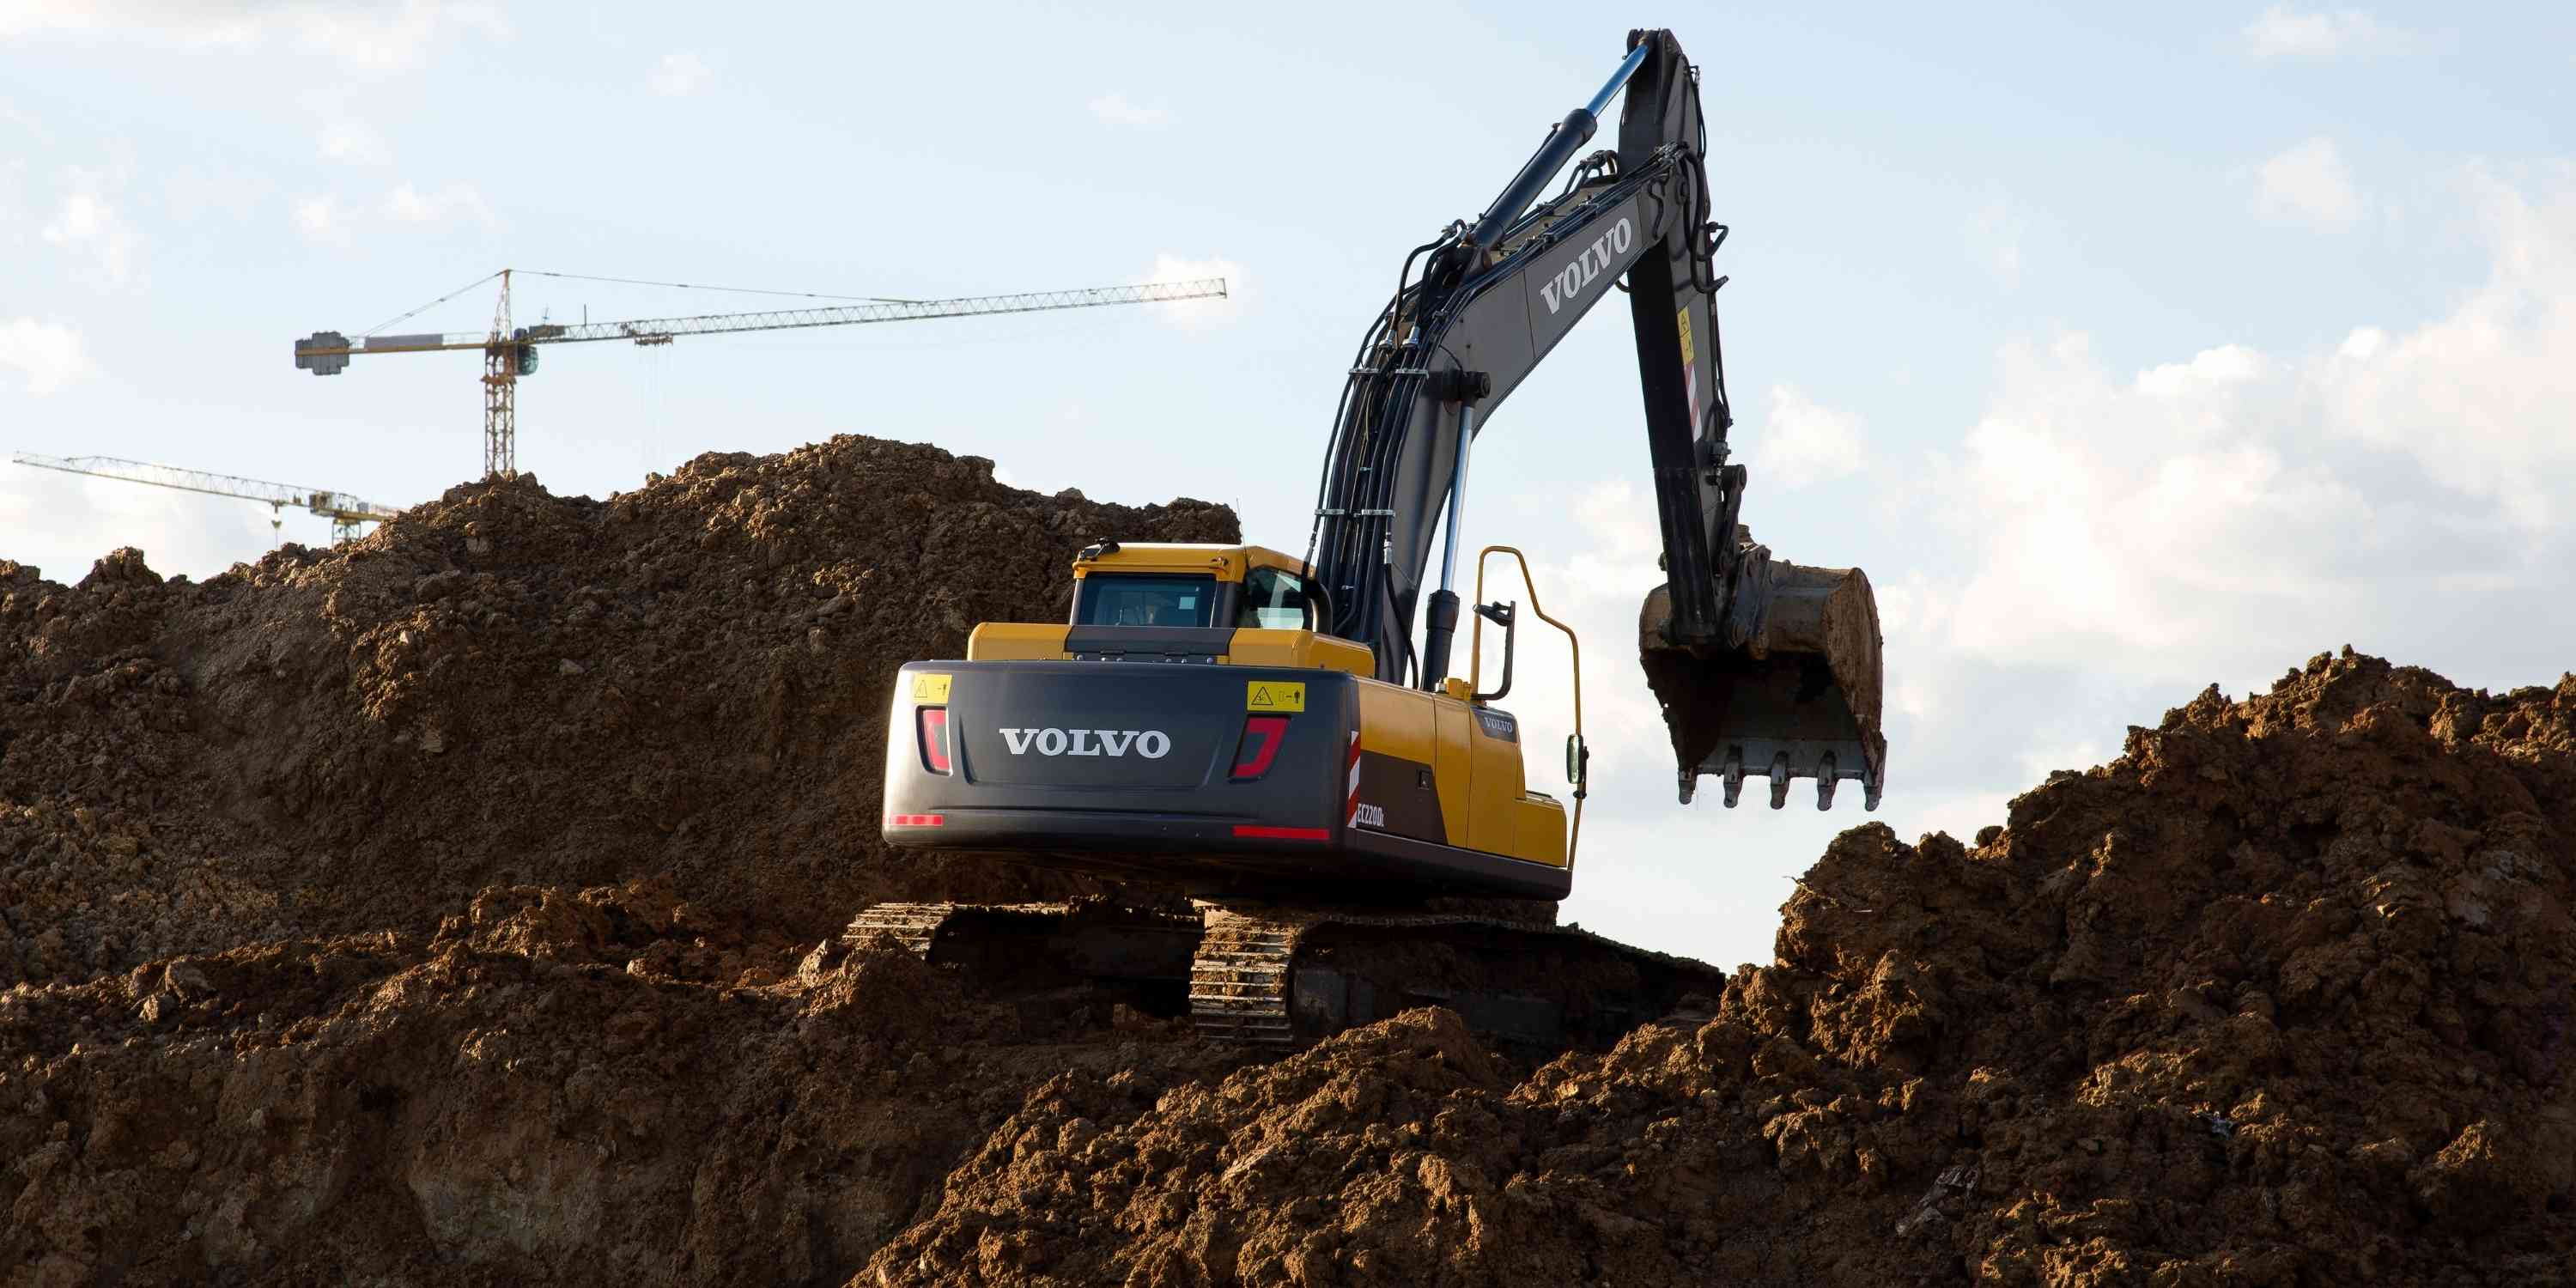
xmin=1815 ymin=753 xmax=1838 ymax=811
xmin=1720 ymin=751 xmax=1745 ymax=808
xmin=1766 ymin=753 xmax=1791 ymax=810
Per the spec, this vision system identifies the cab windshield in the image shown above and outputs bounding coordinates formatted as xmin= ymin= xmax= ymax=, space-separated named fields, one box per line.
xmin=1075 ymin=574 xmax=1217 ymax=628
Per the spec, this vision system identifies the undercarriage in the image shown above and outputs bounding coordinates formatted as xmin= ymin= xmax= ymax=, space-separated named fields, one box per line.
xmin=845 ymin=898 xmax=1727 ymax=1049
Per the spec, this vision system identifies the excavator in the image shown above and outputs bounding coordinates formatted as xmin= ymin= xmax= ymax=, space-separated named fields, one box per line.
xmin=854 ymin=28 xmax=1886 ymax=1047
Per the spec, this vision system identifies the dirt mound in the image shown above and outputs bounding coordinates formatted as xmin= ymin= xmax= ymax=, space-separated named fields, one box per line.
xmin=871 ymin=651 xmax=2576 ymax=1285
xmin=0 ymin=436 xmax=1236 ymax=987
xmin=0 ymin=878 xmax=1252 ymax=1285
xmin=11 ymin=428 xmax=2576 ymax=1285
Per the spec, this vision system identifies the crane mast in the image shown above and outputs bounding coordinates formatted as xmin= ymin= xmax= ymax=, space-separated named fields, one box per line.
xmin=294 ymin=273 xmax=1230 ymax=480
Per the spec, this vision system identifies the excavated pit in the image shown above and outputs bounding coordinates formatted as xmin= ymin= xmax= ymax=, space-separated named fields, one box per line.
xmin=7 ymin=434 xmax=2576 ymax=1285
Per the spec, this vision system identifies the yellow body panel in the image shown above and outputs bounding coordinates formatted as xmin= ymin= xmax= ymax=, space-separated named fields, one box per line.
xmin=1349 ymin=677 xmax=1565 ymax=868
xmin=1467 ymin=713 xmax=1528 ymax=856
xmin=966 ymin=622 xmax=1072 ymax=661
xmin=1353 ymin=677 xmax=1438 ymax=766
xmin=1431 ymin=700 xmax=1474 ymax=849
xmin=1222 ymin=629 xmax=1373 ymax=676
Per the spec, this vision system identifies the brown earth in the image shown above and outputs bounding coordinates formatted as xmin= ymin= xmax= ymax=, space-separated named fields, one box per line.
xmin=8 ymin=435 xmax=2576 ymax=1285
xmin=0 ymin=435 xmax=1235 ymax=989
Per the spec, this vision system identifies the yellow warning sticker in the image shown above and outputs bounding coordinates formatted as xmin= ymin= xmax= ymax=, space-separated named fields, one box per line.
xmin=909 ymin=672 xmax=952 ymax=704
xmin=1246 ymin=680 xmax=1305 ymax=713
xmin=1676 ymin=307 xmax=1697 ymax=367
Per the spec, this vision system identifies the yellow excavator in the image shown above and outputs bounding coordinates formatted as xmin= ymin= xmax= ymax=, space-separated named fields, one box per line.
xmin=855 ymin=28 xmax=1886 ymax=1046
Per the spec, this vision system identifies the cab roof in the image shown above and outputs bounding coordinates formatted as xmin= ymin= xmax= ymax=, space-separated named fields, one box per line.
xmin=1070 ymin=542 xmax=1306 ymax=583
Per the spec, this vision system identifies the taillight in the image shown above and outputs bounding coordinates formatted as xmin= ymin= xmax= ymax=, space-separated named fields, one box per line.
xmin=1230 ymin=715 xmax=1289 ymax=781
xmin=887 ymin=813 xmax=945 ymax=827
xmin=918 ymin=708 xmax=952 ymax=775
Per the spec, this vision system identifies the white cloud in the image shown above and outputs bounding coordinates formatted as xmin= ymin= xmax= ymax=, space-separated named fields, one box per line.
xmin=291 ymin=193 xmax=350 ymax=246
xmin=1088 ymin=93 xmax=1170 ymax=128
xmin=0 ymin=0 xmax=509 ymax=70
xmin=648 ymin=52 xmax=713 ymax=96
xmin=0 ymin=99 xmax=50 ymax=143
xmin=292 ymin=180 xmax=496 ymax=246
xmin=2253 ymin=137 xmax=2364 ymax=230
xmin=1140 ymin=253 xmax=1244 ymax=330
xmin=2241 ymin=6 xmax=2422 ymax=59
xmin=0 ymin=465 xmax=283 ymax=588
xmin=163 ymin=163 xmax=272 ymax=222
xmin=39 ymin=167 xmax=140 ymax=285
xmin=317 ymin=119 xmax=391 ymax=166
xmin=0 ymin=318 xmax=97 ymax=395
xmin=1899 ymin=166 xmax=2576 ymax=687
xmin=381 ymin=180 xmax=495 ymax=227
xmin=1754 ymin=386 xmax=1866 ymax=489
xmin=1970 ymin=204 xmax=2026 ymax=289
xmin=2135 ymin=343 xmax=2266 ymax=398
xmin=2311 ymin=168 xmax=2576 ymax=531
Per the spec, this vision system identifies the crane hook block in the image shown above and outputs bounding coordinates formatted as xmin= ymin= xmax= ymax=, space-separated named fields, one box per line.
xmin=295 ymin=331 xmax=350 ymax=377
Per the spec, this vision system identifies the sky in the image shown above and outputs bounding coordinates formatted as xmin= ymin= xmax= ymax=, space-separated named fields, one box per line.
xmin=3 ymin=1 xmax=2573 ymax=967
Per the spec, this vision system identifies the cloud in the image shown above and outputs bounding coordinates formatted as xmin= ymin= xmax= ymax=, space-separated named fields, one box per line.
xmin=2311 ymin=168 xmax=2576 ymax=532
xmin=294 ymin=181 xmax=496 ymax=245
xmin=0 ymin=318 xmax=97 ymax=395
xmin=39 ymin=167 xmax=141 ymax=285
xmin=1088 ymin=93 xmax=1170 ymax=128
xmin=1754 ymin=386 xmax=1866 ymax=489
xmin=0 ymin=0 xmax=509 ymax=70
xmin=648 ymin=52 xmax=713 ymax=96
xmin=0 ymin=465 xmax=283 ymax=587
xmin=163 ymin=162 xmax=273 ymax=222
xmin=317 ymin=119 xmax=392 ymax=166
xmin=1904 ymin=166 xmax=2576 ymax=690
xmin=2240 ymin=6 xmax=2423 ymax=59
xmin=1970 ymin=203 xmax=2026 ymax=289
xmin=380 ymin=180 xmax=495 ymax=227
xmin=2253 ymin=137 xmax=2364 ymax=230
xmin=291 ymin=193 xmax=350 ymax=246
xmin=1140 ymin=253 xmax=1244 ymax=330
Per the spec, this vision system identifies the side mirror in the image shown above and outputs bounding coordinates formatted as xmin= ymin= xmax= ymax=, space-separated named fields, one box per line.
xmin=1564 ymin=733 xmax=1589 ymax=799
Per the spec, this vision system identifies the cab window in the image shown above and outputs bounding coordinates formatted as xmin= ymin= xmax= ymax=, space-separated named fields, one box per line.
xmin=1075 ymin=574 xmax=1215 ymax=628
xmin=1239 ymin=566 xmax=1311 ymax=629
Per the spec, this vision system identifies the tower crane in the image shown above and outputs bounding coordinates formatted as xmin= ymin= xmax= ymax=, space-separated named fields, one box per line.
xmin=293 ymin=270 xmax=1230 ymax=480
xmin=9 ymin=453 xmax=402 ymax=545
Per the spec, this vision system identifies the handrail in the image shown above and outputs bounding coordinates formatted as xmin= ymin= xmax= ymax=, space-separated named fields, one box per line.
xmin=1469 ymin=545 xmax=1586 ymax=870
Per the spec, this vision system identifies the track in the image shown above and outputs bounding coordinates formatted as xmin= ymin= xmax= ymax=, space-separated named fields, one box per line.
xmin=847 ymin=899 xmax=1730 ymax=1050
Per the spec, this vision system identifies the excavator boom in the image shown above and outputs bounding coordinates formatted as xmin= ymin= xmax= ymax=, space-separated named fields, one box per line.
xmin=1302 ymin=28 xmax=1884 ymax=810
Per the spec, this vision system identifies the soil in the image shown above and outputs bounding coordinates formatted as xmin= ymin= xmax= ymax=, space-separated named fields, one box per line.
xmin=8 ymin=435 xmax=2576 ymax=1285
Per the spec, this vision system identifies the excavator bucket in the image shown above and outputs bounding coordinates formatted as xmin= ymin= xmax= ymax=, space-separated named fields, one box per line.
xmin=1639 ymin=532 xmax=1886 ymax=811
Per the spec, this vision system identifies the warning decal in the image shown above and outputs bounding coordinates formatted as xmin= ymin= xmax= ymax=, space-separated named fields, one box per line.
xmin=909 ymin=672 xmax=952 ymax=704
xmin=1246 ymin=680 xmax=1306 ymax=713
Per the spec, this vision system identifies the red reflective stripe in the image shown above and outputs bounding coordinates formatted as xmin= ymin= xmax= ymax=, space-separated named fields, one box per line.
xmin=1233 ymin=824 xmax=1328 ymax=841
xmin=886 ymin=813 xmax=945 ymax=827
xmin=918 ymin=708 xmax=951 ymax=774
xmin=1230 ymin=715 xmax=1289 ymax=780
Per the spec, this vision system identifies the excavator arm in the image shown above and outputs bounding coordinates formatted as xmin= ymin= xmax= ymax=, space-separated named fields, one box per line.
xmin=1303 ymin=28 xmax=1886 ymax=810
